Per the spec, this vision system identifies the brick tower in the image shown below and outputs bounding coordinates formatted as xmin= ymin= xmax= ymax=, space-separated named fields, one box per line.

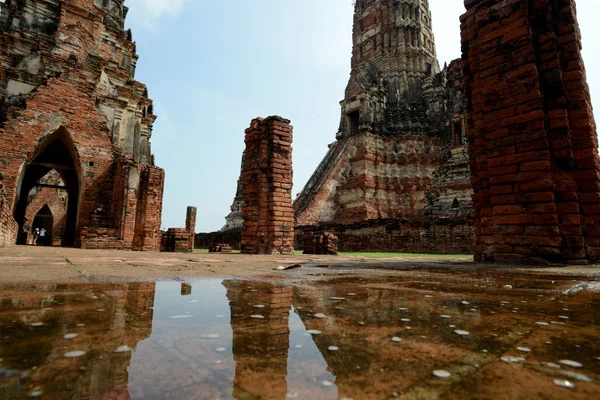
xmin=338 ymin=0 xmax=440 ymax=139
xmin=294 ymin=0 xmax=471 ymax=229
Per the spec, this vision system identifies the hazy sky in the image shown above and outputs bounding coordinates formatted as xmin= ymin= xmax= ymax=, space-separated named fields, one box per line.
xmin=124 ymin=0 xmax=600 ymax=232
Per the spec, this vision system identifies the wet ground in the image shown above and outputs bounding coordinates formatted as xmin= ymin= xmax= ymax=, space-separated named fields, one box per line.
xmin=0 ymin=265 xmax=599 ymax=399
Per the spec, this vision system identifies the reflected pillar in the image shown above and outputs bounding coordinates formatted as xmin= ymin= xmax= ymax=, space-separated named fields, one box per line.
xmin=223 ymin=280 xmax=292 ymax=399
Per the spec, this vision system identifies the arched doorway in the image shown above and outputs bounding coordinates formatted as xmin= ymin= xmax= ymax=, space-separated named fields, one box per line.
xmin=32 ymin=204 xmax=53 ymax=246
xmin=13 ymin=127 xmax=81 ymax=247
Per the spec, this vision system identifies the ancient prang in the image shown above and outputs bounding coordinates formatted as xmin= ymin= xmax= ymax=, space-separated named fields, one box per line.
xmin=0 ymin=0 xmax=164 ymax=250
xmin=292 ymin=0 xmax=473 ymax=253
xmin=462 ymin=0 xmax=600 ymax=264
xmin=240 ymin=117 xmax=294 ymax=255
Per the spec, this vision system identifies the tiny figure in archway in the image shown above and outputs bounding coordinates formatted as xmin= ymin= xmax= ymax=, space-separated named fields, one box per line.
xmin=37 ymin=228 xmax=46 ymax=246
xmin=32 ymin=228 xmax=40 ymax=245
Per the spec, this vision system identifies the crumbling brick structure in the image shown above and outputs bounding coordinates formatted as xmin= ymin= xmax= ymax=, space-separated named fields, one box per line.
xmin=462 ymin=0 xmax=599 ymax=264
xmin=241 ymin=117 xmax=294 ymax=255
xmin=161 ymin=206 xmax=197 ymax=253
xmin=0 ymin=0 xmax=164 ymax=250
xmin=288 ymin=0 xmax=474 ymax=253
xmin=303 ymin=232 xmax=339 ymax=256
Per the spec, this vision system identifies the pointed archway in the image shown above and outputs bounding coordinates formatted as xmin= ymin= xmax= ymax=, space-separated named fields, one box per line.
xmin=32 ymin=204 xmax=53 ymax=246
xmin=14 ymin=127 xmax=81 ymax=247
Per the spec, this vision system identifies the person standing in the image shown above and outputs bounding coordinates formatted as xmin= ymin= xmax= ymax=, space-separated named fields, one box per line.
xmin=37 ymin=228 xmax=46 ymax=246
xmin=32 ymin=227 xmax=40 ymax=246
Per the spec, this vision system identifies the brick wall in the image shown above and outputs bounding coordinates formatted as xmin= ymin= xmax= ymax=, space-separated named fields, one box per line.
xmin=296 ymin=216 xmax=474 ymax=255
xmin=241 ymin=117 xmax=294 ymax=255
xmin=160 ymin=206 xmax=196 ymax=253
xmin=462 ymin=0 xmax=600 ymax=264
xmin=195 ymin=229 xmax=242 ymax=250
xmin=0 ymin=173 xmax=18 ymax=246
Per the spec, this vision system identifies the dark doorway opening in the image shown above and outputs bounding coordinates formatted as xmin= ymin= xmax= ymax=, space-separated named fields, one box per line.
xmin=32 ymin=204 xmax=53 ymax=246
xmin=347 ymin=110 xmax=360 ymax=136
xmin=453 ymin=121 xmax=464 ymax=146
xmin=14 ymin=127 xmax=80 ymax=247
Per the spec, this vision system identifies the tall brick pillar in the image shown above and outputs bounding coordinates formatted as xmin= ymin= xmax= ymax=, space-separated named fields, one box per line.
xmin=461 ymin=0 xmax=599 ymax=264
xmin=241 ymin=116 xmax=295 ymax=255
xmin=185 ymin=206 xmax=197 ymax=250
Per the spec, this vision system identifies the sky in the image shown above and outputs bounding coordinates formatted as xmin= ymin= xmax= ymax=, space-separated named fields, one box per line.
xmin=124 ymin=0 xmax=600 ymax=232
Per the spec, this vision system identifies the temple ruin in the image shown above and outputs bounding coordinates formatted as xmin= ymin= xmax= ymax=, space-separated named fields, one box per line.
xmin=0 ymin=0 xmax=164 ymax=250
xmin=240 ymin=116 xmax=295 ymax=255
xmin=290 ymin=0 xmax=473 ymax=253
xmin=462 ymin=0 xmax=600 ymax=264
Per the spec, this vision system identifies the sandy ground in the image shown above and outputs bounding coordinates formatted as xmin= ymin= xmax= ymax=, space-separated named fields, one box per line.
xmin=1 ymin=245 xmax=600 ymax=283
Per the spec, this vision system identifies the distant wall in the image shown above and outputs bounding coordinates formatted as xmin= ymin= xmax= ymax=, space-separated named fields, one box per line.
xmin=195 ymin=230 xmax=242 ymax=250
xmin=296 ymin=217 xmax=474 ymax=255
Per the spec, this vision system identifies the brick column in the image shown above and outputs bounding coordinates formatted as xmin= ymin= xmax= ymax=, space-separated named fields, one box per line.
xmin=185 ymin=206 xmax=197 ymax=250
xmin=461 ymin=0 xmax=599 ymax=264
xmin=241 ymin=116 xmax=294 ymax=255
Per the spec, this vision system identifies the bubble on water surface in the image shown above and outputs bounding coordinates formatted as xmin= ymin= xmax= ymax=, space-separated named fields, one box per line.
xmin=76 ymin=324 xmax=85 ymax=327
xmin=392 ymin=337 xmax=402 ymax=342
xmin=314 ymin=313 xmax=327 ymax=318
xmin=558 ymin=316 xmax=569 ymax=319
xmin=440 ymin=315 xmax=451 ymax=318
xmin=201 ymin=334 xmax=220 ymax=339
xmin=31 ymin=322 xmax=43 ymax=327
xmin=64 ymin=334 xmax=78 ymax=339
xmin=535 ymin=322 xmax=549 ymax=326
xmin=96 ymin=309 xmax=105 ymax=312
xmin=306 ymin=330 xmax=322 ymax=335
xmin=28 ymin=391 xmax=43 ymax=398
xmin=461 ymin=301 xmax=470 ymax=305
xmin=433 ymin=370 xmax=451 ymax=378
xmin=559 ymin=360 xmax=583 ymax=368
xmin=541 ymin=362 xmax=561 ymax=369
xmin=322 ymin=380 xmax=334 ymax=387
xmin=251 ymin=315 xmax=265 ymax=319
xmin=455 ymin=330 xmax=470 ymax=336
xmin=170 ymin=315 xmax=193 ymax=319
xmin=187 ymin=300 xmax=199 ymax=303
xmin=295 ymin=345 xmax=302 ymax=348
xmin=401 ymin=318 xmax=411 ymax=322
xmin=330 ymin=297 xmax=346 ymax=300
xmin=114 ymin=346 xmax=132 ymax=353
xmin=517 ymin=347 xmax=532 ymax=352
xmin=348 ymin=293 xmax=356 ymax=296
xmin=286 ymin=393 xmax=299 ymax=399
xmin=64 ymin=351 xmax=86 ymax=358
xmin=215 ymin=347 xmax=227 ymax=352
xmin=425 ymin=295 xmax=433 ymax=298
xmin=553 ymin=379 xmax=575 ymax=389
xmin=501 ymin=356 xmax=525 ymax=363
xmin=253 ymin=305 xmax=265 ymax=308
xmin=328 ymin=346 xmax=339 ymax=351
xmin=399 ymin=308 xmax=409 ymax=311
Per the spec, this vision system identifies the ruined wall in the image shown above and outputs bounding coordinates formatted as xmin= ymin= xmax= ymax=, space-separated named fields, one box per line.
xmin=0 ymin=0 xmax=164 ymax=250
xmin=241 ymin=117 xmax=294 ymax=255
xmin=462 ymin=0 xmax=600 ymax=264
xmin=0 ymin=173 xmax=18 ymax=246
xmin=296 ymin=216 xmax=474 ymax=255
xmin=195 ymin=229 xmax=242 ymax=250
xmin=160 ymin=206 xmax=196 ymax=253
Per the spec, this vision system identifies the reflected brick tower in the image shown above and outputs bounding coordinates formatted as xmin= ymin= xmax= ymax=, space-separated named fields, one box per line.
xmin=294 ymin=0 xmax=471 ymax=226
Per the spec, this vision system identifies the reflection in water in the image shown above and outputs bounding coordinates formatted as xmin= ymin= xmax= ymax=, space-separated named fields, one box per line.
xmin=0 ymin=272 xmax=599 ymax=399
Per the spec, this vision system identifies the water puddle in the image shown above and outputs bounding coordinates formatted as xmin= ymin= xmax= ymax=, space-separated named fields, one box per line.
xmin=0 ymin=271 xmax=599 ymax=399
